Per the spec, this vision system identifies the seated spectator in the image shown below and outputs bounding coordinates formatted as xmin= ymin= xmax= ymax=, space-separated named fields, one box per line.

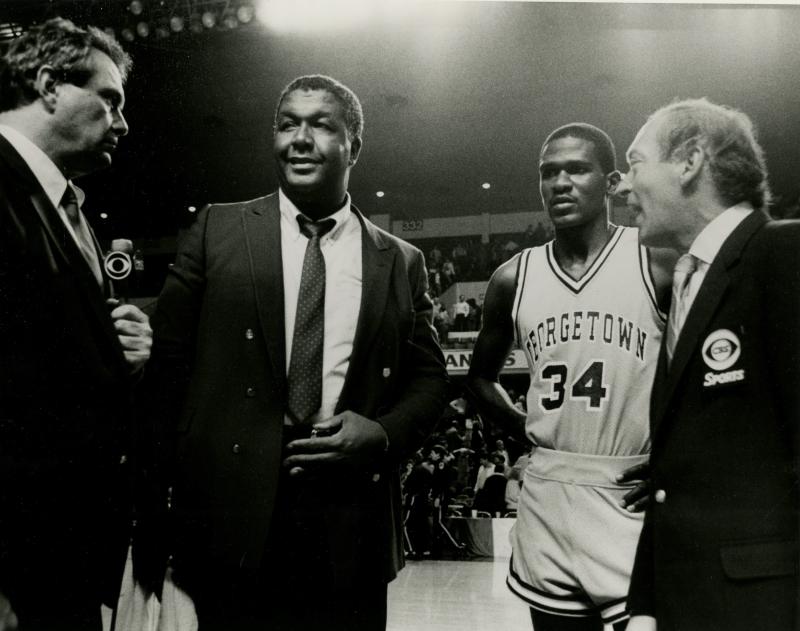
xmin=492 ymin=438 xmax=510 ymax=468
xmin=453 ymin=295 xmax=470 ymax=332
xmin=451 ymin=243 xmax=468 ymax=275
xmin=429 ymin=245 xmax=442 ymax=268
xmin=474 ymin=464 xmax=508 ymax=516
xmin=441 ymin=258 xmax=456 ymax=289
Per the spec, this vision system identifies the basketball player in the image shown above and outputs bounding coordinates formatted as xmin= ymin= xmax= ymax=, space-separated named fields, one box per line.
xmin=467 ymin=123 xmax=675 ymax=631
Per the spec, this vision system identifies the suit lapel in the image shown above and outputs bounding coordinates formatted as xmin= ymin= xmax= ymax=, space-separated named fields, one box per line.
xmin=0 ymin=134 xmax=127 ymax=371
xmin=336 ymin=206 xmax=397 ymax=411
xmin=649 ymin=335 xmax=670 ymax=429
xmin=1 ymin=134 xmax=106 ymax=291
xmin=243 ymin=193 xmax=287 ymax=391
xmin=652 ymin=210 xmax=767 ymax=433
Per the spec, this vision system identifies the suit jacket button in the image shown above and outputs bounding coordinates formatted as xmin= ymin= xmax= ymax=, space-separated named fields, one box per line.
xmin=232 ymin=443 xmax=242 ymax=454
xmin=246 ymin=387 xmax=256 ymax=397
xmin=655 ymin=489 xmax=667 ymax=504
xmin=245 ymin=328 xmax=254 ymax=340
xmin=119 ymin=454 xmax=128 ymax=465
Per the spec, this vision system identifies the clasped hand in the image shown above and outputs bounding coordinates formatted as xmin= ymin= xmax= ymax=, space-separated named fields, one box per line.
xmin=283 ymin=411 xmax=389 ymax=477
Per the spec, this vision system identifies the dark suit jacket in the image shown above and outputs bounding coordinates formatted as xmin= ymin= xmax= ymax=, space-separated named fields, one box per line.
xmin=0 ymin=134 xmax=133 ymax=614
xmin=628 ymin=210 xmax=800 ymax=630
xmin=147 ymin=192 xmax=447 ymax=586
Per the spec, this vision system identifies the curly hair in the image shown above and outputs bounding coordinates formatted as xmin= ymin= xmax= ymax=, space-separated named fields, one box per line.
xmin=649 ymin=98 xmax=770 ymax=211
xmin=540 ymin=122 xmax=617 ymax=175
xmin=0 ymin=17 xmax=132 ymax=112
xmin=273 ymin=74 xmax=363 ymax=140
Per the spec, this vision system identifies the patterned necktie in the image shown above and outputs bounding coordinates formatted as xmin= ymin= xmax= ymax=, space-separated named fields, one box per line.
xmin=665 ymin=253 xmax=698 ymax=365
xmin=61 ymin=184 xmax=103 ymax=286
xmin=287 ymin=215 xmax=336 ymax=424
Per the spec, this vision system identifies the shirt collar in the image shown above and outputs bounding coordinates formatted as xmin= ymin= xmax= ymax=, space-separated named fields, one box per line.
xmin=0 ymin=124 xmax=81 ymax=210
xmin=278 ymin=187 xmax=352 ymax=242
xmin=689 ymin=203 xmax=754 ymax=266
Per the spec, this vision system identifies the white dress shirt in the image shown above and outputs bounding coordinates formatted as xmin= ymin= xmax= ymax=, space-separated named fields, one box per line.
xmin=682 ymin=203 xmax=754 ymax=315
xmin=0 ymin=124 xmax=103 ymax=285
xmin=279 ymin=188 xmax=363 ymax=424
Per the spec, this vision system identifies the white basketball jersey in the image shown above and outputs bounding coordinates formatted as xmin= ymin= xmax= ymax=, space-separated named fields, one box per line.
xmin=512 ymin=226 xmax=665 ymax=456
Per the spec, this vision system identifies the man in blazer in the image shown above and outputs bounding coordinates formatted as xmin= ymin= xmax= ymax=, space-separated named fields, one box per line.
xmin=148 ymin=74 xmax=448 ymax=630
xmin=617 ymin=98 xmax=800 ymax=631
xmin=0 ymin=18 xmax=151 ymax=630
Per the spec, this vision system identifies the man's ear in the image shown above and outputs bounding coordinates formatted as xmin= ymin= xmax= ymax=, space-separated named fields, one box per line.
xmin=679 ymin=145 xmax=705 ymax=189
xmin=34 ymin=65 xmax=60 ymax=112
xmin=348 ymin=136 xmax=362 ymax=166
xmin=606 ymin=169 xmax=622 ymax=195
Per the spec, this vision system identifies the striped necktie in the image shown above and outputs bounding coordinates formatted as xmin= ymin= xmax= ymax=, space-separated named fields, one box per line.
xmin=665 ymin=253 xmax=698 ymax=365
xmin=286 ymin=215 xmax=336 ymax=424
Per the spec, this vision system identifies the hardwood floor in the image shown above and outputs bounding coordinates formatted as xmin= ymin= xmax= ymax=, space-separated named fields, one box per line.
xmin=387 ymin=559 xmax=530 ymax=631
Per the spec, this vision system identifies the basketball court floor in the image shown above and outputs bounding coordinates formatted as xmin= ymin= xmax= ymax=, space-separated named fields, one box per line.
xmin=387 ymin=558 xmax=530 ymax=631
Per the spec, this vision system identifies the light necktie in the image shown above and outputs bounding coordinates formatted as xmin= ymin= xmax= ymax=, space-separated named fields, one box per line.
xmin=61 ymin=184 xmax=103 ymax=286
xmin=665 ymin=253 xmax=698 ymax=365
xmin=287 ymin=215 xmax=336 ymax=424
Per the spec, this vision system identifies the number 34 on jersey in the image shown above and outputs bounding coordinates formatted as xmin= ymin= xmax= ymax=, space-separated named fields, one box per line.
xmin=538 ymin=360 xmax=609 ymax=413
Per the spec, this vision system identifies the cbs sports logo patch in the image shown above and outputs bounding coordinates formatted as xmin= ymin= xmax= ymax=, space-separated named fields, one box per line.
xmin=702 ymin=328 xmax=745 ymax=387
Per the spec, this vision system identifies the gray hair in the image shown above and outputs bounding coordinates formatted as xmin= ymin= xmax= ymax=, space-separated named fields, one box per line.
xmin=649 ymin=98 xmax=770 ymax=211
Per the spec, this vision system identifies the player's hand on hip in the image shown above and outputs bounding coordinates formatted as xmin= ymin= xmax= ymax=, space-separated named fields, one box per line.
xmin=0 ymin=592 xmax=18 ymax=631
xmin=107 ymin=299 xmax=152 ymax=373
xmin=627 ymin=615 xmax=657 ymax=631
xmin=616 ymin=461 xmax=651 ymax=512
xmin=283 ymin=411 xmax=389 ymax=476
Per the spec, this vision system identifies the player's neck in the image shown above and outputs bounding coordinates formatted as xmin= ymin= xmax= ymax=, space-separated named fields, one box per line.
xmin=553 ymin=221 xmax=615 ymax=266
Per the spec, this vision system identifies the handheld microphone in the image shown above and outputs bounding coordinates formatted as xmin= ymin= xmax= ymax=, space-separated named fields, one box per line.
xmin=104 ymin=238 xmax=134 ymax=302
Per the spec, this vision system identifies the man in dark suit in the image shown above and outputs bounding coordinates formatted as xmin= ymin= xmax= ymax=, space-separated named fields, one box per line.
xmin=618 ymin=98 xmax=800 ymax=631
xmin=148 ymin=74 xmax=448 ymax=630
xmin=0 ymin=18 xmax=151 ymax=631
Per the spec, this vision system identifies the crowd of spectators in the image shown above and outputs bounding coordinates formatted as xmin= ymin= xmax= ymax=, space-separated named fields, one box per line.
xmin=420 ymin=222 xmax=553 ymax=298
xmin=417 ymin=224 xmax=553 ymax=346
xmin=432 ymin=295 xmax=483 ymax=343
xmin=401 ymin=393 xmax=531 ymax=559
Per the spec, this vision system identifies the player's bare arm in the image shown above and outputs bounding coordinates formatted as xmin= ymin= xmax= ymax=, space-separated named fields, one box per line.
xmin=466 ymin=256 xmax=527 ymax=443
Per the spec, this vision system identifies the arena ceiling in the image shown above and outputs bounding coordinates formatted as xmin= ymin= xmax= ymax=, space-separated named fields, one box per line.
xmin=3 ymin=1 xmax=800 ymax=239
